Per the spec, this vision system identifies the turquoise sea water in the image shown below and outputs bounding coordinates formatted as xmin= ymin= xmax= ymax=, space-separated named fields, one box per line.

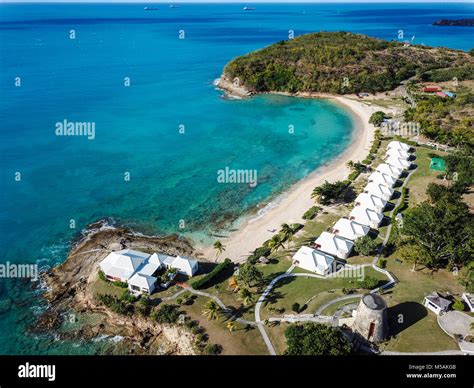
xmin=0 ymin=3 xmax=472 ymax=354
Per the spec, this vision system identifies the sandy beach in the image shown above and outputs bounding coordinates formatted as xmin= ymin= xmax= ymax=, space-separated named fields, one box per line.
xmin=198 ymin=91 xmax=384 ymax=262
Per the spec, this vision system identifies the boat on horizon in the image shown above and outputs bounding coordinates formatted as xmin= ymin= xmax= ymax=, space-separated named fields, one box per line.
xmin=243 ymin=6 xmax=256 ymax=11
xmin=144 ymin=6 xmax=158 ymax=11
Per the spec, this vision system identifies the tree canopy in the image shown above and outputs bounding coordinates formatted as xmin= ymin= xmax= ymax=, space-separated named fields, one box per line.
xmin=285 ymin=323 xmax=352 ymax=355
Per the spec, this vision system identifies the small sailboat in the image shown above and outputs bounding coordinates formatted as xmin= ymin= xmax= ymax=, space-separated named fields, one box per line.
xmin=144 ymin=6 xmax=158 ymax=11
xmin=243 ymin=6 xmax=256 ymax=11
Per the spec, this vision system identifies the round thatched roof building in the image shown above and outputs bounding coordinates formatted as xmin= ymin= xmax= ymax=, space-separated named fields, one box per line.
xmin=352 ymin=293 xmax=388 ymax=343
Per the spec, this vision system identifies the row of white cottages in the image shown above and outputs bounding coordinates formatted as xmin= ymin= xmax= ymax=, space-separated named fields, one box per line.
xmin=99 ymin=249 xmax=198 ymax=295
xmin=293 ymin=141 xmax=413 ymax=275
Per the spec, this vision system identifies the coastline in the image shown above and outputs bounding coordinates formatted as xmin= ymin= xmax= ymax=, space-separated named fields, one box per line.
xmin=199 ymin=80 xmax=382 ymax=262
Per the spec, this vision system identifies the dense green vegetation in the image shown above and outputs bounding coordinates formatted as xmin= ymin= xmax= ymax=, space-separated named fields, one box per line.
xmin=311 ymin=180 xmax=354 ymax=205
xmin=224 ymin=32 xmax=471 ymax=94
xmin=404 ymin=91 xmax=474 ymax=149
xmin=191 ymin=258 xmax=232 ymax=289
xmin=284 ymin=323 xmax=352 ymax=355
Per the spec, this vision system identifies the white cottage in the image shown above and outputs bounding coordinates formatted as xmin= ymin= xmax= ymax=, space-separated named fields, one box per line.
xmin=314 ymin=231 xmax=353 ymax=259
xmin=386 ymin=148 xmax=410 ymax=161
xmin=162 ymin=255 xmax=198 ymax=277
xmin=386 ymin=156 xmax=411 ymax=170
xmin=349 ymin=206 xmax=384 ymax=229
xmin=368 ymin=171 xmax=397 ymax=188
xmin=364 ymin=182 xmax=394 ymax=201
xmin=387 ymin=140 xmax=410 ymax=152
xmin=376 ymin=163 xmax=403 ymax=179
xmin=99 ymin=249 xmax=149 ymax=283
xmin=354 ymin=192 xmax=387 ymax=213
xmin=292 ymin=246 xmax=335 ymax=275
xmin=423 ymin=292 xmax=451 ymax=315
xmin=128 ymin=273 xmax=157 ymax=294
xmin=332 ymin=218 xmax=370 ymax=241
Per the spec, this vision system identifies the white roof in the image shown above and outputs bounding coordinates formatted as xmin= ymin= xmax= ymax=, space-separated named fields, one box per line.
xmin=148 ymin=252 xmax=168 ymax=266
xmin=315 ymin=231 xmax=353 ymax=256
xmin=292 ymin=246 xmax=334 ymax=274
xmin=368 ymin=171 xmax=397 ymax=188
xmin=355 ymin=192 xmax=387 ymax=212
xmin=99 ymin=249 xmax=150 ymax=280
xmin=138 ymin=261 xmax=161 ymax=277
xmin=387 ymin=140 xmax=410 ymax=151
xmin=128 ymin=272 xmax=157 ymax=290
xmin=386 ymin=148 xmax=410 ymax=161
xmin=376 ymin=163 xmax=403 ymax=179
xmin=349 ymin=206 xmax=383 ymax=227
xmin=364 ymin=181 xmax=394 ymax=200
xmin=332 ymin=218 xmax=370 ymax=241
xmin=386 ymin=156 xmax=411 ymax=170
xmin=163 ymin=255 xmax=198 ymax=276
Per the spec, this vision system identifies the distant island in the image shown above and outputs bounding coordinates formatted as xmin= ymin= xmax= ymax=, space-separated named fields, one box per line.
xmin=433 ymin=19 xmax=474 ymax=27
xmin=219 ymin=31 xmax=472 ymax=95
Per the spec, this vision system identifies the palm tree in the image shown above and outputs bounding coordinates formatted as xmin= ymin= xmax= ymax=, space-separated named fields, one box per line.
xmin=227 ymin=321 xmax=237 ymax=333
xmin=280 ymin=223 xmax=294 ymax=249
xmin=346 ymin=160 xmax=354 ymax=170
xmin=238 ymin=287 xmax=254 ymax=306
xmin=202 ymin=300 xmax=221 ymax=321
xmin=267 ymin=234 xmax=285 ymax=252
xmin=213 ymin=240 xmax=225 ymax=260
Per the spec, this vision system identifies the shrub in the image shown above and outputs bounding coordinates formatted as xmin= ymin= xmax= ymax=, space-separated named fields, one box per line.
xmin=302 ymin=206 xmax=320 ymax=220
xmin=96 ymin=294 xmax=134 ymax=315
xmin=151 ymin=304 xmax=180 ymax=324
xmin=356 ymin=276 xmax=379 ymax=289
xmin=191 ymin=258 xmax=232 ymax=289
xmin=98 ymin=270 xmax=107 ymax=282
xmin=120 ymin=289 xmax=136 ymax=303
xmin=176 ymin=297 xmax=183 ymax=305
xmin=348 ymin=170 xmax=360 ymax=181
xmin=113 ymin=281 xmax=128 ymax=289
xmin=203 ymin=344 xmax=222 ymax=355
xmin=354 ymin=236 xmax=378 ymax=256
xmin=452 ymin=299 xmax=465 ymax=311
xmin=291 ymin=303 xmax=300 ymax=313
xmin=377 ymin=258 xmax=387 ymax=269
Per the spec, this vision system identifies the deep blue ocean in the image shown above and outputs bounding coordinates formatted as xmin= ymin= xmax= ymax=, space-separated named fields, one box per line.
xmin=0 ymin=2 xmax=472 ymax=354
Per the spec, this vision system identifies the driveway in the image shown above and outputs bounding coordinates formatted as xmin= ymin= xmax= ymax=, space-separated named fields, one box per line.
xmin=438 ymin=311 xmax=474 ymax=337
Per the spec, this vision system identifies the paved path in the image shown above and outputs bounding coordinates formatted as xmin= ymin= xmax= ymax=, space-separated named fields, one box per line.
xmin=381 ymin=350 xmax=467 ymax=356
xmin=314 ymin=294 xmax=363 ymax=316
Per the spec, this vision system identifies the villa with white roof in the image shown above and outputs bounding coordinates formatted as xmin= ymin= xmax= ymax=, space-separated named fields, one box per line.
xmin=364 ymin=181 xmax=394 ymax=201
xmin=354 ymin=192 xmax=387 ymax=213
xmin=387 ymin=140 xmax=410 ymax=152
xmin=386 ymin=147 xmax=410 ymax=161
xmin=99 ymin=249 xmax=198 ymax=295
xmin=386 ymin=156 xmax=411 ymax=170
xmin=332 ymin=218 xmax=370 ymax=241
xmin=376 ymin=163 xmax=403 ymax=179
xmin=368 ymin=171 xmax=397 ymax=188
xmin=349 ymin=206 xmax=384 ymax=229
xmin=314 ymin=231 xmax=353 ymax=259
xmin=292 ymin=246 xmax=335 ymax=275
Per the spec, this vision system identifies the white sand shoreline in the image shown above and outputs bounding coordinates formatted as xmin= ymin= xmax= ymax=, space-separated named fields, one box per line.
xmin=197 ymin=91 xmax=382 ymax=263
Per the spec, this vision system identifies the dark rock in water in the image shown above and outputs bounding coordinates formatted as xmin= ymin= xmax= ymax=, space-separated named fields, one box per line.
xmin=32 ymin=310 xmax=63 ymax=332
xmin=0 ymin=298 xmax=12 ymax=315
xmin=433 ymin=19 xmax=474 ymax=27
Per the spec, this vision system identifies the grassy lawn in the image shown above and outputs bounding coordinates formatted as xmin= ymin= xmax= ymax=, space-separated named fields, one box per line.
xmin=406 ymin=146 xmax=448 ymax=206
xmin=379 ymin=257 xmax=463 ymax=352
xmin=160 ymin=296 xmax=267 ymax=355
xmin=259 ymin=267 xmax=388 ymax=321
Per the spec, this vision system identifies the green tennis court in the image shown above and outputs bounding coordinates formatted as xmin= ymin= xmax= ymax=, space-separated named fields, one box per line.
xmin=430 ymin=157 xmax=446 ymax=171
